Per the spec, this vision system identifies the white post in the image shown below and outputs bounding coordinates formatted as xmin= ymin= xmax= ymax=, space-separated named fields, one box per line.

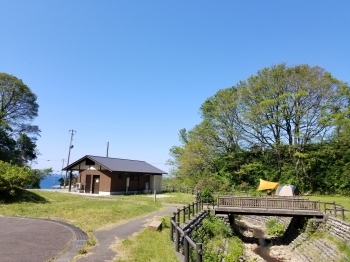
xmin=154 ymin=190 xmax=156 ymax=202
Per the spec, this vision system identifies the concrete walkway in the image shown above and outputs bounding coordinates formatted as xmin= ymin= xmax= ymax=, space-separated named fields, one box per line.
xmin=0 ymin=216 xmax=87 ymax=262
xmin=76 ymin=205 xmax=178 ymax=262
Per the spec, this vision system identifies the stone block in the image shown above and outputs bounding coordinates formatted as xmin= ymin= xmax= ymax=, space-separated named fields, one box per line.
xmin=148 ymin=220 xmax=162 ymax=231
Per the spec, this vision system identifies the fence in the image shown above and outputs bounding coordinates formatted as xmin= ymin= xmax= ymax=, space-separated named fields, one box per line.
xmin=162 ymin=185 xmax=199 ymax=196
xmin=170 ymin=199 xmax=210 ymax=262
xmin=322 ymin=202 xmax=350 ymax=221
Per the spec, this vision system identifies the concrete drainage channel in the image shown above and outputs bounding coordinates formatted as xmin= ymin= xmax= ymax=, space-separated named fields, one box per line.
xmin=50 ymin=220 xmax=88 ymax=262
xmin=231 ymin=215 xmax=350 ymax=262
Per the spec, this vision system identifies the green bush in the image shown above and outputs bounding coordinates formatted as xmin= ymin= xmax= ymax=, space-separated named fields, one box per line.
xmin=0 ymin=161 xmax=35 ymax=199
xmin=190 ymin=214 xmax=241 ymax=262
xmin=200 ymin=188 xmax=214 ymax=202
xmin=265 ymin=218 xmax=285 ymax=236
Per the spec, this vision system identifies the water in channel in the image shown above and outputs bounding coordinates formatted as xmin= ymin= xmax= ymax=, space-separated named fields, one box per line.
xmin=251 ymin=227 xmax=283 ymax=262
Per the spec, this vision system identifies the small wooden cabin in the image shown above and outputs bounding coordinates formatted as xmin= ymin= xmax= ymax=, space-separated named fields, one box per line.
xmin=62 ymin=155 xmax=166 ymax=195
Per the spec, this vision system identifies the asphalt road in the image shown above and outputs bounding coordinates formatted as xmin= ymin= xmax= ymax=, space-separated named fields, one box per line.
xmin=0 ymin=216 xmax=74 ymax=262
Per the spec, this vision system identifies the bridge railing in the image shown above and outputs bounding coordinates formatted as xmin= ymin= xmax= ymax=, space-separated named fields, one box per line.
xmin=217 ymin=196 xmax=320 ymax=210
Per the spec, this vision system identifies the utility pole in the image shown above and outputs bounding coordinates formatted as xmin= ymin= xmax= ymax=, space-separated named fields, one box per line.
xmin=106 ymin=142 xmax=109 ymax=157
xmin=65 ymin=130 xmax=76 ymax=191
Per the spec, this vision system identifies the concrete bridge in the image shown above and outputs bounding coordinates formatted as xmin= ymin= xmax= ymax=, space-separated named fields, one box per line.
xmin=214 ymin=196 xmax=324 ymax=218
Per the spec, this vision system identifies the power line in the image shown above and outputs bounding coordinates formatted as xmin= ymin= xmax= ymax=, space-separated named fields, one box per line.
xmin=36 ymin=159 xmax=62 ymax=162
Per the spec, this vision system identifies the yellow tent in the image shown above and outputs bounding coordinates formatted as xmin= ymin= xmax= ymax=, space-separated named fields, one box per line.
xmin=257 ymin=179 xmax=280 ymax=191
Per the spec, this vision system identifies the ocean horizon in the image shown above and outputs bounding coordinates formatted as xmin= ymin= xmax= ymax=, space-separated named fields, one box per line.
xmin=40 ymin=174 xmax=63 ymax=189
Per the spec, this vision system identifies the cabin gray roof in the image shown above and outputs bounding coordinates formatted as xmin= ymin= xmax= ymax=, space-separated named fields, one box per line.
xmin=62 ymin=155 xmax=167 ymax=174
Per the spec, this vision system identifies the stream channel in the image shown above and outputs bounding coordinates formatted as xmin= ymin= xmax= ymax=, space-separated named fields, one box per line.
xmin=251 ymin=227 xmax=283 ymax=262
xmin=235 ymin=219 xmax=286 ymax=262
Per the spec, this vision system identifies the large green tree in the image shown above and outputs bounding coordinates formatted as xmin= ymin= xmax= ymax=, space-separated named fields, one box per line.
xmin=168 ymin=64 xmax=350 ymax=194
xmin=237 ymin=64 xmax=347 ymax=179
xmin=0 ymin=73 xmax=39 ymax=165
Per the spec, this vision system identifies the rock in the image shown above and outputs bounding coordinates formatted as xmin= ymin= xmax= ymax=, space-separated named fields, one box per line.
xmin=148 ymin=220 xmax=162 ymax=231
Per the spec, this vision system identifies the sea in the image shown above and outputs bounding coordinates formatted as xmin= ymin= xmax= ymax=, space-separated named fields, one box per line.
xmin=40 ymin=174 xmax=63 ymax=189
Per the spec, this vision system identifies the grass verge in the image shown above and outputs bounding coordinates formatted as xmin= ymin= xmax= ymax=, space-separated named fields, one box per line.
xmin=112 ymin=216 xmax=179 ymax=262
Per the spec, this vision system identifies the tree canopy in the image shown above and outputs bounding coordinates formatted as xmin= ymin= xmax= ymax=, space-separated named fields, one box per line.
xmin=0 ymin=73 xmax=39 ymax=165
xmin=167 ymin=64 xmax=350 ymax=194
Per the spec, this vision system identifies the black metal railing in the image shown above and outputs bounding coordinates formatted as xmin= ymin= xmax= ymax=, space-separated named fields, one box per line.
xmin=170 ymin=199 xmax=210 ymax=262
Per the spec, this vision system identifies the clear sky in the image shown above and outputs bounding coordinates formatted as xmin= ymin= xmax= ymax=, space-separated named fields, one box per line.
xmin=1 ymin=1 xmax=349 ymax=174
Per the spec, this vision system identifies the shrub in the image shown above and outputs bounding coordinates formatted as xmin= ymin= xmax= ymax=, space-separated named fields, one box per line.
xmin=265 ymin=218 xmax=285 ymax=236
xmin=0 ymin=161 xmax=35 ymax=199
xmin=200 ymin=188 xmax=214 ymax=202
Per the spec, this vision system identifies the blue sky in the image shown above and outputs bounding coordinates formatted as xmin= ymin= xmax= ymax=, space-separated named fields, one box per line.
xmin=1 ymin=1 xmax=349 ymax=174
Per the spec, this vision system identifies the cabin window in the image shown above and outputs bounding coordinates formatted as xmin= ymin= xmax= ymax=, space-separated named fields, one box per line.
xmin=85 ymin=159 xmax=95 ymax=166
xmin=130 ymin=174 xmax=139 ymax=181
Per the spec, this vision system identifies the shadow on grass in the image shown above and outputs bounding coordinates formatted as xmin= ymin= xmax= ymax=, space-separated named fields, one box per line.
xmin=0 ymin=188 xmax=48 ymax=204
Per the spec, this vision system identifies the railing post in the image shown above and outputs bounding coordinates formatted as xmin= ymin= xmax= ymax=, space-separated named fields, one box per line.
xmin=333 ymin=202 xmax=337 ymax=217
xmin=173 ymin=212 xmax=177 ymax=225
xmin=196 ymin=200 xmax=198 ymax=214
xmin=192 ymin=202 xmax=195 ymax=217
xmin=175 ymin=222 xmax=180 ymax=252
xmin=196 ymin=243 xmax=202 ymax=262
xmin=183 ymin=206 xmax=186 ymax=223
xmin=177 ymin=209 xmax=181 ymax=223
xmin=188 ymin=204 xmax=191 ymax=220
xmin=170 ymin=215 xmax=175 ymax=240
xmin=184 ymin=230 xmax=189 ymax=262
xmin=341 ymin=207 xmax=345 ymax=221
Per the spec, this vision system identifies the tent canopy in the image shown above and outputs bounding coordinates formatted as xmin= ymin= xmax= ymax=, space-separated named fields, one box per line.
xmin=276 ymin=185 xmax=300 ymax=196
xmin=257 ymin=179 xmax=280 ymax=191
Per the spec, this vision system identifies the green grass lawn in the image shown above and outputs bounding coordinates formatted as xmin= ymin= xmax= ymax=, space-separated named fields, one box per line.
xmin=0 ymin=190 xmax=196 ymax=232
xmin=0 ymin=190 xmax=164 ymax=232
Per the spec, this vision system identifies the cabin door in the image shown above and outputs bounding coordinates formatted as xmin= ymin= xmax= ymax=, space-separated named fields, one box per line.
xmin=92 ymin=175 xmax=100 ymax=194
xmin=85 ymin=175 xmax=92 ymax=193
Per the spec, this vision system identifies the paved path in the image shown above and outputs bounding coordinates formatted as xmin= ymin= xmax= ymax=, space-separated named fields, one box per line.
xmin=77 ymin=205 xmax=178 ymax=262
xmin=0 ymin=216 xmax=87 ymax=262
